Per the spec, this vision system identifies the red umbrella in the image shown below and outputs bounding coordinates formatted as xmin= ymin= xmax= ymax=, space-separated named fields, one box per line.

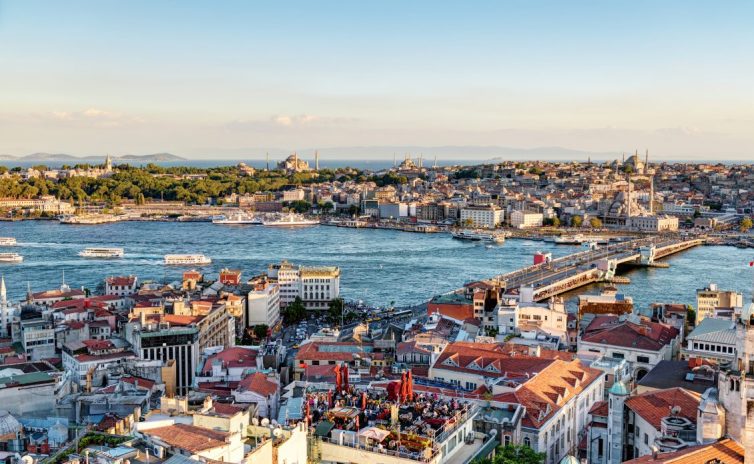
xmin=355 ymin=414 xmax=360 ymax=431
xmin=406 ymin=370 xmax=414 ymax=401
xmin=334 ymin=364 xmax=341 ymax=392
xmin=328 ymin=389 xmax=333 ymax=408
xmin=400 ymin=371 xmax=407 ymax=402
xmin=342 ymin=364 xmax=349 ymax=391
xmin=361 ymin=391 xmax=368 ymax=410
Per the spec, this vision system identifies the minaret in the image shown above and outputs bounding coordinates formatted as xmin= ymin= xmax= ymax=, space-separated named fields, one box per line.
xmin=625 ymin=173 xmax=632 ymax=220
xmin=0 ymin=275 xmax=6 ymax=307
xmin=314 ymin=150 xmax=319 ymax=171
xmin=418 ymin=154 xmax=423 ymax=169
xmin=608 ymin=381 xmax=629 ymax=464
xmin=105 ymin=154 xmax=112 ymax=171
xmin=433 ymin=156 xmax=438 ymax=169
xmin=649 ymin=175 xmax=654 ymax=214
xmin=265 ymin=152 xmax=269 ymax=171
xmin=645 ymin=149 xmax=649 ymax=167
xmin=622 ymin=152 xmax=625 ymax=163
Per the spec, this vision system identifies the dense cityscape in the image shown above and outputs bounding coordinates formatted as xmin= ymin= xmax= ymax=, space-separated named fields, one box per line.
xmin=2 ymin=1 xmax=753 ymax=464
xmin=0 ymin=152 xmax=752 ymax=464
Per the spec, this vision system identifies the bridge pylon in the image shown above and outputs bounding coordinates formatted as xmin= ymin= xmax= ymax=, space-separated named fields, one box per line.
xmin=639 ymin=245 xmax=656 ymax=265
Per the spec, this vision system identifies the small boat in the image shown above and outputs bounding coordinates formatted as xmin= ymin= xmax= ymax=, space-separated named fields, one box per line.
xmin=554 ymin=234 xmax=584 ymax=245
xmin=60 ymin=214 xmax=122 ymax=225
xmin=164 ymin=254 xmax=212 ymax=265
xmin=0 ymin=237 xmax=16 ymax=246
xmin=0 ymin=253 xmax=22 ymax=263
xmin=262 ymin=214 xmax=319 ymax=227
xmin=79 ymin=247 xmax=125 ymax=258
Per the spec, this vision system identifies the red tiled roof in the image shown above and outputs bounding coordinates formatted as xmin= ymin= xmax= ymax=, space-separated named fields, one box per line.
xmin=237 ymin=372 xmax=278 ymax=396
xmin=143 ymin=424 xmax=229 ymax=452
xmin=432 ymin=342 xmax=554 ymax=379
xmin=625 ymin=387 xmax=701 ymax=430
xmin=581 ymin=318 xmax=679 ymax=351
xmin=202 ymin=347 xmax=258 ymax=373
xmin=106 ymin=276 xmax=137 ymax=286
xmin=623 ymin=438 xmax=743 ymax=463
xmin=494 ymin=359 xmax=602 ymax=429
xmin=121 ymin=376 xmax=155 ymax=390
xmin=210 ymin=403 xmax=247 ymax=416
xmin=589 ymin=400 xmax=608 ymax=417
xmin=295 ymin=342 xmax=373 ymax=362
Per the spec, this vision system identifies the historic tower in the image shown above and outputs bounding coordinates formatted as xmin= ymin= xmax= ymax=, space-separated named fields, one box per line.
xmin=607 ymin=380 xmax=629 ymax=464
xmin=718 ymin=301 xmax=754 ymax=464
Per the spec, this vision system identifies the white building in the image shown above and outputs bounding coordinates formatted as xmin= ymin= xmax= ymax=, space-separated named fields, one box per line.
xmin=629 ymin=214 xmax=679 ymax=232
xmin=510 ymin=210 xmax=544 ymax=229
xmin=268 ymin=261 xmax=340 ymax=310
xmin=681 ymin=317 xmax=737 ymax=364
xmin=105 ymin=275 xmax=139 ymax=297
xmin=497 ymin=297 xmax=567 ymax=341
xmin=460 ymin=204 xmax=504 ymax=228
xmin=246 ymin=278 xmax=281 ymax=328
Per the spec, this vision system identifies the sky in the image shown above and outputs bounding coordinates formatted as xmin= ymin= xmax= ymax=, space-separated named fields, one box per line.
xmin=0 ymin=1 xmax=753 ymax=160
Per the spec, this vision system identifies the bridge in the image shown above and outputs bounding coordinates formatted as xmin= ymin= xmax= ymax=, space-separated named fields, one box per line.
xmin=492 ymin=236 xmax=706 ymax=302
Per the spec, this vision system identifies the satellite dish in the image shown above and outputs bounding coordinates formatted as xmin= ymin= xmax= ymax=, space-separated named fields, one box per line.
xmin=670 ymin=405 xmax=681 ymax=416
xmin=261 ymin=418 xmax=270 ymax=427
xmin=21 ymin=456 xmax=34 ymax=464
xmin=273 ymin=428 xmax=283 ymax=438
xmin=252 ymin=417 xmax=259 ymax=426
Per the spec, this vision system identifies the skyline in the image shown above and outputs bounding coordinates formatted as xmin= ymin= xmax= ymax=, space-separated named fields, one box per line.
xmin=1 ymin=1 xmax=753 ymax=159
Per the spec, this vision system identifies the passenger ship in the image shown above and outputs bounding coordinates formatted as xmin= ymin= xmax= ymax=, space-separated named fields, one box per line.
xmin=164 ymin=254 xmax=212 ymax=265
xmin=0 ymin=253 xmax=23 ymax=263
xmin=451 ymin=229 xmax=505 ymax=243
xmin=79 ymin=247 xmax=125 ymax=258
xmin=262 ymin=214 xmax=319 ymax=227
xmin=0 ymin=237 xmax=16 ymax=246
xmin=212 ymin=211 xmax=262 ymax=225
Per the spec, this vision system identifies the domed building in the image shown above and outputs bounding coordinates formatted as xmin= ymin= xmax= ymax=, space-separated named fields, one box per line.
xmin=0 ymin=410 xmax=23 ymax=451
xmin=277 ymin=153 xmax=310 ymax=173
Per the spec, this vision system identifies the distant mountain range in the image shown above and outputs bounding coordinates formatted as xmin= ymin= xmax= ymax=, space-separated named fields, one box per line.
xmin=0 ymin=152 xmax=186 ymax=162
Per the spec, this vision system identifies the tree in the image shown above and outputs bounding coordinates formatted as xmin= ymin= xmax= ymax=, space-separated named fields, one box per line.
xmin=544 ymin=217 xmax=560 ymax=227
xmin=589 ymin=217 xmax=603 ymax=229
xmin=472 ymin=444 xmax=545 ymax=464
xmin=570 ymin=215 xmax=583 ymax=227
xmin=288 ymin=200 xmax=311 ymax=214
xmin=740 ymin=217 xmax=753 ymax=232
xmin=318 ymin=201 xmax=334 ymax=214
xmin=686 ymin=304 xmax=696 ymax=327
xmin=253 ymin=324 xmax=269 ymax=340
xmin=281 ymin=297 xmax=307 ymax=324
xmin=327 ymin=298 xmax=345 ymax=324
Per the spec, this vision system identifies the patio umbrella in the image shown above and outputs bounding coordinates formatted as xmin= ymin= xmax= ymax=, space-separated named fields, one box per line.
xmin=328 ymin=389 xmax=333 ymax=408
xmin=361 ymin=391 xmax=368 ymax=410
xmin=406 ymin=370 xmax=414 ymax=401
xmin=334 ymin=364 xmax=341 ymax=392
xmin=342 ymin=364 xmax=349 ymax=391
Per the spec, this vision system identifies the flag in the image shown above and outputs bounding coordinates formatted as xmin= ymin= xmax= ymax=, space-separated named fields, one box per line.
xmin=750 ymin=261 xmax=754 ymax=267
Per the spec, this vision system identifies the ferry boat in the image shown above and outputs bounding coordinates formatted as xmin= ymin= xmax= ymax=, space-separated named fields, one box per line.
xmin=262 ymin=214 xmax=319 ymax=227
xmin=553 ymin=234 xmax=585 ymax=245
xmin=212 ymin=211 xmax=262 ymax=225
xmin=164 ymin=254 xmax=212 ymax=265
xmin=451 ymin=229 xmax=505 ymax=243
xmin=0 ymin=253 xmax=23 ymax=263
xmin=78 ymin=247 xmax=125 ymax=258
xmin=60 ymin=214 xmax=122 ymax=225
xmin=0 ymin=237 xmax=16 ymax=246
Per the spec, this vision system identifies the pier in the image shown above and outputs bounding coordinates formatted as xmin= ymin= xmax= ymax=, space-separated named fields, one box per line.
xmin=492 ymin=236 xmax=706 ymax=302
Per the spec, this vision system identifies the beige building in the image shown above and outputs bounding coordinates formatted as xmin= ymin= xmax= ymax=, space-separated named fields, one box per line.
xmin=696 ymin=283 xmax=743 ymax=323
xmin=630 ymin=214 xmax=679 ymax=232
xmin=0 ymin=195 xmax=74 ymax=214
xmin=268 ymin=261 xmax=340 ymax=310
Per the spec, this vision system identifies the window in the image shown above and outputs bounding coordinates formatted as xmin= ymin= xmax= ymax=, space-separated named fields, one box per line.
xmin=524 ymin=437 xmax=531 ymax=448
xmin=644 ymin=433 xmax=648 ymax=445
xmin=612 ymin=352 xmax=625 ymax=359
xmin=504 ymin=435 xmax=511 ymax=446
xmin=637 ymin=356 xmax=650 ymax=363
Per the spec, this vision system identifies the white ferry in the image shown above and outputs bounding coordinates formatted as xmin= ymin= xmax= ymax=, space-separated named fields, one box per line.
xmin=60 ymin=214 xmax=122 ymax=225
xmin=553 ymin=234 xmax=585 ymax=245
xmin=0 ymin=253 xmax=23 ymax=263
xmin=78 ymin=247 xmax=125 ymax=258
xmin=212 ymin=211 xmax=262 ymax=225
xmin=0 ymin=237 xmax=16 ymax=246
xmin=451 ymin=229 xmax=505 ymax=243
xmin=262 ymin=214 xmax=319 ymax=227
xmin=164 ymin=254 xmax=212 ymax=265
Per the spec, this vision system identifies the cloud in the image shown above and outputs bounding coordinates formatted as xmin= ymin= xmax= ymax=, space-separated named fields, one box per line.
xmin=225 ymin=114 xmax=359 ymax=131
xmin=32 ymin=108 xmax=145 ymax=128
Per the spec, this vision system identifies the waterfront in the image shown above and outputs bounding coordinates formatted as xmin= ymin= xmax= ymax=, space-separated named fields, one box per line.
xmin=0 ymin=221 xmax=751 ymax=309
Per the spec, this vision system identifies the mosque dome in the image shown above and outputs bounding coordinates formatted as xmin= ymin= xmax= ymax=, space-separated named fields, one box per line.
xmin=609 ymin=381 xmax=629 ymax=396
xmin=559 ymin=456 xmax=580 ymax=464
xmin=0 ymin=410 xmax=22 ymax=436
xmin=49 ymin=421 xmax=68 ymax=444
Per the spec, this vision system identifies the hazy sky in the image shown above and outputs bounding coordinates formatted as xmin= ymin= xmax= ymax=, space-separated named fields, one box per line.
xmin=1 ymin=1 xmax=752 ymax=159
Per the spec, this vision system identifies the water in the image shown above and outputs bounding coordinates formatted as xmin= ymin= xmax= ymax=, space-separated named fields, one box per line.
xmin=1 ymin=221 xmax=752 ymax=310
